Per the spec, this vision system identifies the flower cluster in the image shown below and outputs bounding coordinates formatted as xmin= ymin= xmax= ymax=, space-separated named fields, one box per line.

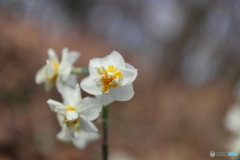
xmin=35 ymin=48 xmax=80 ymax=92
xmin=36 ymin=49 xmax=138 ymax=149
xmin=47 ymin=84 xmax=102 ymax=149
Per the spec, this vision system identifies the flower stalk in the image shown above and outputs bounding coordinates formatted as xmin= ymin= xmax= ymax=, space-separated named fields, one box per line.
xmin=102 ymin=105 xmax=109 ymax=160
xmin=71 ymin=67 xmax=89 ymax=75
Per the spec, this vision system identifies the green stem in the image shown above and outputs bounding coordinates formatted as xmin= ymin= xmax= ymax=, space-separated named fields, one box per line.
xmin=71 ymin=67 xmax=89 ymax=75
xmin=102 ymin=105 xmax=109 ymax=160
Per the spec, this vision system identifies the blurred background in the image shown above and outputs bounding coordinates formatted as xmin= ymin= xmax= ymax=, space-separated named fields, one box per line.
xmin=0 ymin=0 xmax=240 ymax=159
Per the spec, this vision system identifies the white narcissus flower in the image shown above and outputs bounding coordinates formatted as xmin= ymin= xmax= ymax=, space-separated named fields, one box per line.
xmin=35 ymin=48 xmax=80 ymax=92
xmin=56 ymin=114 xmax=100 ymax=149
xmin=47 ymin=84 xmax=102 ymax=138
xmin=224 ymin=103 xmax=240 ymax=136
xmin=80 ymin=51 xmax=138 ymax=105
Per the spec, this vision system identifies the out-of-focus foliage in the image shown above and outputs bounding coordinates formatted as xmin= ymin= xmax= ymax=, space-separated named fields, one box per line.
xmin=1 ymin=0 xmax=240 ymax=86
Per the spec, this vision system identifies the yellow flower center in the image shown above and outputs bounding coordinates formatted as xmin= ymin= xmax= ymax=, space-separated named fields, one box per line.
xmin=52 ymin=60 xmax=59 ymax=71
xmin=48 ymin=60 xmax=59 ymax=84
xmin=65 ymin=105 xmax=77 ymax=111
xmin=64 ymin=105 xmax=79 ymax=125
xmin=66 ymin=119 xmax=79 ymax=126
xmin=96 ymin=65 xmax=123 ymax=93
xmin=74 ymin=123 xmax=81 ymax=131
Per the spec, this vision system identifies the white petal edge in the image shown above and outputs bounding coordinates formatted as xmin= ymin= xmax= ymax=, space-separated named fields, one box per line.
xmin=58 ymin=48 xmax=72 ymax=82
xmin=64 ymin=124 xmax=75 ymax=138
xmin=73 ymin=131 xmax=100 ymax=149
xmin=72 ymin=135 xmax=87 ymax=149
xmin=60 ymin=84 xmax=82 ymax=107
xmin=109 ymin=84 xmax=134 ymax=101
xmin=56 ymin=78 xmax=64 ymax=94
xmin=55 ymin=107 xmax=68 ymax=116
xmin=45 ymin=60 xmax=56 ymax=79
xmin=79 ymin=116 xmax=98 ymax=133
xmin=79 ymin=97 xmax=102 ymax=121
xmin=224 ymin=104 xmax=240 ymax=135
xmin=125 ymin=62 xmax=136 ymax=70
xmin=35 ymin=65 xmax=47 ymax=84
xmin=57 ymin=114 xmax=64 ymax=125
xmin=101 ymin=51 xmax=125 ymax=68
xmin=96 ymin=94 xmax=114 ymax=106
xmin=119 ymin=67 xmax=137 ymax=86
xmin=58 ymin=61 xmax=71 ymax=82
xmin=56 ymin=126 xmax=71 ymax=142
xmin=65 ymin=74 xmax=78 ymax=88
xmin=56 ymin=75 xmax=78 ymax=95
xmin=61 ymin=48 xmax=69 ymax=63
xmin=48 ymin=48 xmax=59 ymax=62
xmin=80 ymin=76 xmax=102 ymax=95
xmin=89 ymin=58 xmax=102 ymax=78
xmin=47 ymin=99 xmax=65 ymax=112
xmin=67 ymin=51 xmax=80 ymax=64
xmin=125 ymin=63 xmax=138 ymax=83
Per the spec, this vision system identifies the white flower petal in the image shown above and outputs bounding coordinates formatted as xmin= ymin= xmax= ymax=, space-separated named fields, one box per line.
xmin=119 ymin=67 xmax=137 ymax=86
xmin=125 ymin=62 xmax=136 ymax=70
xmin=125 ymin=63 xmax=138 ymax=83
xmin=73 ymin=131 xmax=100 ymax=149
xmin=66 ymin=111 xmax=78 ymax=121
xmin=56 ymin=126 xmax=71 ymax=142
xmin=78 ymin=97 xmax=102 ymax=121
xmin=73 ymin=136 xmax=87 ymax=149
xmin=57 ymin=114 xmax=64 ymax=125
xmin=89 ymin=58 xmax=102 ymax=77
xmin=35 ymin=66 xmax=47 ymax=84
xmin=56 ymin=78 xmax=64 ymax=94
xmin=55 ymin=107 xmax=68 ymax=116
xmin=61 ymin=48 xmax=69 ymax=63
xmin=47 ymin=99 xmax=65 ymax=112
xmin=65 ymin=74 xmax=78 ymax=88
xmin=101 ymin=51 xmax=125 ymax=68
xmin=65 ymin=124 xmax=75 ymax=138
xmin=59 ymin=62 xmax=71 ymax=82
xmin=224 ymin=104 xmax=240 ymax=135
xmin=96 ymin=94 xmax=114 ymax=106
xmin=57 ymin=48 xmax=73 ymax=82
xmin=60 ymin=84 xmax=82 ymax=107
xmin=48 ymin=48 xmax=59 ymax=62
xmin=45 ymin=60 xmax=56 ymax=79
xmin=109 ymin=84 xmax=134 ymax=101
xmin=79 ymin=116 xmax=98 ymax=133
xmin=56 ymin=76 xmax=78 ymax=95
xmin=67 ymin=51 xmax=80 ymax=64
xmin=80 ymin=76 xmax=102 ymax=95
xmin=77 ymin=131 xmax=100 ymax=142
